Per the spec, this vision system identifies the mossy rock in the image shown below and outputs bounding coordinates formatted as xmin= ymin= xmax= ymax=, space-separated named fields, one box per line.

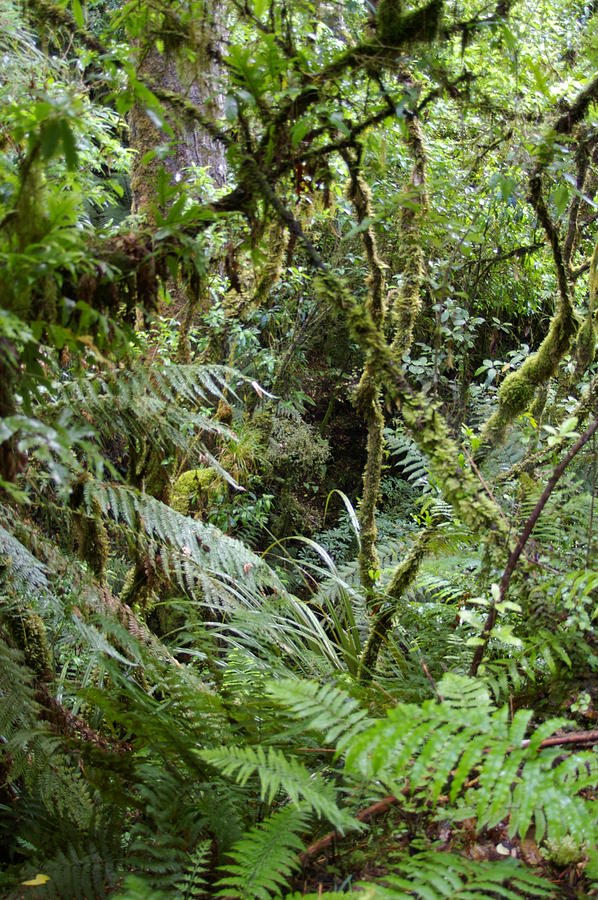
xmin=171 ymin=467 xmax=223 ymax=516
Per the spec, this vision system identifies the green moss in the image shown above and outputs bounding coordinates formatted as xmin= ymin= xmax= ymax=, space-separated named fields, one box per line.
xmin=129 ymin=48 xmax=167 ymax=221
xmin=573 ymin=316 xmax=596 ymax=375
xmin=571 ymin=238 xmax=598 ymax=380
xmin=402 ymin=399 xmax=508 ymax=546
xmin=119 ymin=559 xmax=159 ymax=617
xmin=544 ymin=836 xmax=585 ymax=867
xmin=529 ymin=383 xmax=548 ymax=425
xmin=252 ymin=220 xmax=288 ymax=308
xmin=358 ymin=528 xmax=431 ymax=684
xmin=314 ymin=262 xmax=507 ymax=560
xmin=357 ymin=399 xmax=384 ymax=595
xmin=345 ymin=174 xmax=385 ymax=331
xmin=70 ymin=479 xmax=110 ymax=583
xmin=480 ymin=301 xmax=578 ymax=449
xmin=390 ymin=115 xmax=428 ymax=360
xmin=171 ymin=467 xmax=222 ymax=516
xmin=344 ymin=170 xmax=387 ymax=598
xmin=8 ymin=611 xmax=52 ymax=682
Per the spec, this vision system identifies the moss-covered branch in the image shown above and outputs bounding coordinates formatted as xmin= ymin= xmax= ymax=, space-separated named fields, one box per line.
xmin=358 ymin=528 xmax=432 ymax=684
xmin=478 ymin=79 xmax=598 ymax=449
xmin=344 ymin=160 xmax=387 ymax=598
xmin=563 ymin=137 xmax=590 ymax=268
xmin=479 ymin=175 xmax=577 ymax=448
xmin=571 ymin=237 xmax=598 ymax=381
xmin=390 ymin=111 xmax=428 ymax=360
xmin=248 ymin=161 xmax=508 ymax=551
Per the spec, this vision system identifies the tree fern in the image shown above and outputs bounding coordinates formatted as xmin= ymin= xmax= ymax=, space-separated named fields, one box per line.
xmin=200 ymin=745 xmax=356 ymax=832
xmin=59 ymin=362 xmax=236 ymax=465
xmin=87 ymin=479 xmax=281 ymax=602
xmin=216 ymin=804 xmax=309 ymax=899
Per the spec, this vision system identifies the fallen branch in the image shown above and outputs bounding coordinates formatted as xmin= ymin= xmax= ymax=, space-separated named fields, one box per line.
xmin=299 ymin=794 xmax=402 ymax=864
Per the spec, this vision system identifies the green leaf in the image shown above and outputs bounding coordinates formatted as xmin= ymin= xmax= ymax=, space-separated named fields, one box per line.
xmin=552 ymin=182 xmax=570 ymax=217
xmin=40 ymin=121 xmax=61 ymax=159
xmin=291 ymin=117 xmax=312 ymax=147
xmin=59 ymin=119 xmax=78 ymax=169
xmin=72 ymin=0 xmax=84 ymax=28
xmin=253 ymin=0 xmax=271 ymax=17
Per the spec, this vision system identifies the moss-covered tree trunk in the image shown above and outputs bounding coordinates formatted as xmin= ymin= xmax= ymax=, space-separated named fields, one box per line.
xmin=129 ymin=3 xmax=227 ymax=219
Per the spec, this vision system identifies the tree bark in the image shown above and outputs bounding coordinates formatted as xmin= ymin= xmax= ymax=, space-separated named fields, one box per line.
xmin=129 ymin=2 xmax=227 ymax=219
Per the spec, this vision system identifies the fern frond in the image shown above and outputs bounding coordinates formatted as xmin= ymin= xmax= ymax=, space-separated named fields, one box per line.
xmin=0 ymin=522 xmax=50 ymax=599
xmin=176 ymin=841 xmax=211 ymax=899
xmin=266 ymin=678 xmax=372 ymax=751
xmin=344 ymin=673 xmax=597 ymax=844
xmin=384 ymin=426 xmax=431 ymax=490
xmin=216 ymin=804 xmax=308 ymax=899
xmin=200 ymin=745 xmax=356 ymax=832
xmin=88 ymin=480 xmax=280 ymax=601
xmin=352 ymin=852 xmax=555 ymax=898
xmin=16 ymin=841 xmax=118 ymax=900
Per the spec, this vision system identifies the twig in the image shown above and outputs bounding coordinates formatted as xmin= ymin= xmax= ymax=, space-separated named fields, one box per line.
xmin=470 ymin=415 xmax=598 ymax=675
xmin=420 ymin=658 xmax=443 ymax=702
xmin=520 ymin=729 xmax=598 ymax=750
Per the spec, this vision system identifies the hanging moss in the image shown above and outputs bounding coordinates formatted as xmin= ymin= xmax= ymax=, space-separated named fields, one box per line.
xmin=344 ymin=167 xmax=387 ymax=598
xmin=313 ymin=266 xmax=507 ymax=550
xmin=119 ymin=557 xmax=160 ymax=619
xmin=480 ymin=306 xmax=578 ymax=449
xmin=345 ymin=173 xmax=385 ymax=331
xmin=358 ymin=400 xmax=385 ymax=594
xmin=480 ymin=170 xmax=579 ymax=449
xmin=529 ymin=383 xmax=549 ymax=425
xmin=571 ymin=238 xmax=598 ymax=381
xmin=252 ymin=219 xmax=289 ymax=309
xmin=390 ymin=113 xmax=428 ymax=360
xmin=401 ymin=399 xmax=509 ymax=545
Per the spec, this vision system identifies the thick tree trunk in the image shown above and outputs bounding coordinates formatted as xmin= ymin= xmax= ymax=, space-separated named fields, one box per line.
xmin=129 ymin=2 xmax=227 ymax=219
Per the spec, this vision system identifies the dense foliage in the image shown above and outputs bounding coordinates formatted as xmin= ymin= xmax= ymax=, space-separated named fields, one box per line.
xmin=1 ymin=0 xmax=598 ymax=896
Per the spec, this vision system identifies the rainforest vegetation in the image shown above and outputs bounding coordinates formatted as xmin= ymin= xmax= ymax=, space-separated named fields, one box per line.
xmin=1 ymin=0 xmax=598 ymax=896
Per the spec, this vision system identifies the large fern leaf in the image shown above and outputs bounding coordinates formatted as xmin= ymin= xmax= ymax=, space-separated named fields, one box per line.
xmin=344 ymin=674 xmax=597 ymax=844
xmin=266 ymin=678 xmax=372 ymax=750
xmin=216 ymin=804 xmax=309 ymax=899
xmin=200 ymin=745 xmax=356 ymax=832
xmin=353 ymin=852 xmax=554 ymax=899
